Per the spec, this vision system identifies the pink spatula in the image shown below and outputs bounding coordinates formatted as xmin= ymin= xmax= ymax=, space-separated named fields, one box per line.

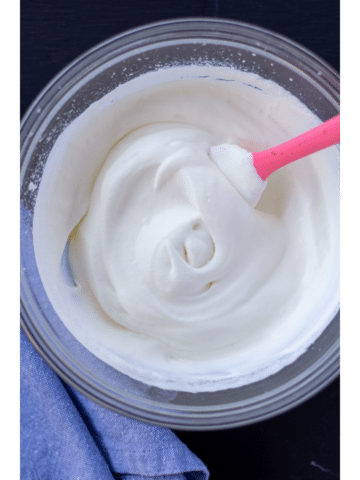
xmin=253 ymin=114 xmax=340 ymax=180
xmin=209 ymin=114 xmax=340 ymax=207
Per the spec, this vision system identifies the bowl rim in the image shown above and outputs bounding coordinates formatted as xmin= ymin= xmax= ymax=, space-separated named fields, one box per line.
xmin=21 ymin=17 xmax=339 ymax=128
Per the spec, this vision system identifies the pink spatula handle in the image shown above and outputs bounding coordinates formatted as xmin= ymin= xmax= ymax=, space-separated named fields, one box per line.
xmin=253 ymin=114 xmax=340 ymax=180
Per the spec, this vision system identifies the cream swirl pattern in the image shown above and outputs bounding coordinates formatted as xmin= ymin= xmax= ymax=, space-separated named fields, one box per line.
xmin=70 ymin=124 xmax=287 ymax=352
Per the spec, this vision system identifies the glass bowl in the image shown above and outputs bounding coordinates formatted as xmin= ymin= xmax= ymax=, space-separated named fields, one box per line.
xmin=20 ymin=18 xmax=339 ymax=430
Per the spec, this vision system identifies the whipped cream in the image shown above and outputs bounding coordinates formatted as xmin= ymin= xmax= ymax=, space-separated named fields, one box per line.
xmin=33 ymin=66 xmax=340 ymax=392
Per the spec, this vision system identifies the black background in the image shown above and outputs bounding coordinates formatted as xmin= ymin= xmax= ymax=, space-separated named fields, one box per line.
xmin=21 ymin=1 xmax=340 ymax=478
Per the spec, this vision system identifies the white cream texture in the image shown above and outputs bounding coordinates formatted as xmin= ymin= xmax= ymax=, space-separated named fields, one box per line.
xmin=33 ymin=67 xmax=339 ymax=392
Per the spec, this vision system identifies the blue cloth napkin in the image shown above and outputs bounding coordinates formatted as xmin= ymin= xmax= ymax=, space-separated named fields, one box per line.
xmin=20 ymin=329 xmax=209 ymax=480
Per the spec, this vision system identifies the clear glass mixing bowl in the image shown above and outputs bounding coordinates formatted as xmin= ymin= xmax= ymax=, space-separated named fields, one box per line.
xmin=20 ymin=18 xmax=339 ymax=430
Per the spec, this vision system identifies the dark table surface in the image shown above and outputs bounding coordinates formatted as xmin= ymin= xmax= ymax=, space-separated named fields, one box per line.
xmin=21 ymin=1 xmax=340 ymax=479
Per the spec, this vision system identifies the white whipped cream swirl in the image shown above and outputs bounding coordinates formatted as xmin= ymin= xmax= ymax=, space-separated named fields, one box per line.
xmin=32 ymin=68 xmax=339 ymax=392
xmin=70 ymin=124 xmax=285 ymax=352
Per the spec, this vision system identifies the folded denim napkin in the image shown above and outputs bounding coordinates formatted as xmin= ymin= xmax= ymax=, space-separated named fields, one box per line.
xmin=20 ymin=329 xmax=209 ymax=480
